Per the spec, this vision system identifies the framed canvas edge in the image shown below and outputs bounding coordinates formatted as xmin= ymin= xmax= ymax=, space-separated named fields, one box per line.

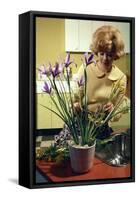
xmin=19 ymin=10 xmax=135 ymax=189
xmin=19 ymin=12 xmax=32 ymax=188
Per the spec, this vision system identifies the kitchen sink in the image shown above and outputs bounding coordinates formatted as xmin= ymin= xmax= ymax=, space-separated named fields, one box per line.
xmin=95 ymin=129 xmax=131 ymax=167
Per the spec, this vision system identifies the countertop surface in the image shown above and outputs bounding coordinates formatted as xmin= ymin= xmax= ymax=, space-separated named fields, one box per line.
xmin=36 ymin=157 xmax=130 ymax=183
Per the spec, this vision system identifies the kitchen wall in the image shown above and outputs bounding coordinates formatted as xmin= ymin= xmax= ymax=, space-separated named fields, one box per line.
xmin=36 ymin=17 xmax=130 ymax=130
xmin=36 ymin=17 xmax=65 ymax=68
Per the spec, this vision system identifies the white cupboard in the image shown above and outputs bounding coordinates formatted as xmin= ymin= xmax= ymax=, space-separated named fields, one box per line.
xmin=65 ymin=19 xmax=130 ymax=53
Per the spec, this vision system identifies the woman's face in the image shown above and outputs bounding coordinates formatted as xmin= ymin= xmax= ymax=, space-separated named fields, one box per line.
xmin=98 ymin=50 xmax=115 ymax=67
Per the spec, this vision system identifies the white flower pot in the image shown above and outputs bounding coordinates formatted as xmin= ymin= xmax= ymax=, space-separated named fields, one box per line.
xmin=69 ymin=141 xmax=96 ymax=174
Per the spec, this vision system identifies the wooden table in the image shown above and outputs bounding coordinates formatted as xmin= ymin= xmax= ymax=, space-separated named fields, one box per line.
xmin=36 ymin=158 xmax=130 ymax=183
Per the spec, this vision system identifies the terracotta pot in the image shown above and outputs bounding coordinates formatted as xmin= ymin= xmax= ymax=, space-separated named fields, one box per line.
xmin=69 ymin=141 xmax=96 ymax=174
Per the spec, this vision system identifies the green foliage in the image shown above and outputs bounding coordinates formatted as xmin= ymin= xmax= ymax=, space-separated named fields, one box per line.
xmin=38 ymin=144 xmax=69 ymax=162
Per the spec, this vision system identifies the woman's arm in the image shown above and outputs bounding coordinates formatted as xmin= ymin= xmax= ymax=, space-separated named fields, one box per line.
xmin=110 ymin=74 xmax=127 ymax=122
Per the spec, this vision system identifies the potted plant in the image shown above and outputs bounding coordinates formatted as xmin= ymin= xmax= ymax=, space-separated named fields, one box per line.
xmin=38 ymin=53 xmax=130 ymax=173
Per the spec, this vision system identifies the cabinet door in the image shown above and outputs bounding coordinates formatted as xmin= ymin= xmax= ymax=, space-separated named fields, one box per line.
xmin=91 ymin=21 xmax=106 ymax=36
xmin=65 ymin=19 xmax=92 ymax=52
xmin=65 ymin=20 xmax=130 ymax=53
xmin=65 ymin=19 xmax=79 ymax=52
xmin=79 ymin=20 xmax=92 ymax=52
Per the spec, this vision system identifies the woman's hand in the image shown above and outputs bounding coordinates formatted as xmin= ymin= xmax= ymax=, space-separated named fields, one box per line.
xmin=103 ymin=102 xmax=114 ymax=112
xmin=73 ymin=102 xmax=81 ymax=113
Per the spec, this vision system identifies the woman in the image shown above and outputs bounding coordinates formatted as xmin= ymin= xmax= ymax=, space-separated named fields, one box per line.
xmin=74 ymin=25 xmax=127 ymax=139
xmin=54 ymin=25 xmax=127 ymax=146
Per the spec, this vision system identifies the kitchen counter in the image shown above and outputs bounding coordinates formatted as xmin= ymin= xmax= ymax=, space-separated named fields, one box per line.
xmin=36 ymin=158 xmax=130 ymax=183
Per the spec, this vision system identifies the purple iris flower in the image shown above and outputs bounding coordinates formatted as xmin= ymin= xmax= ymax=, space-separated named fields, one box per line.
xmin=64 ymin=53 xmax=77 ymax=68
xmin=84 ymin=52 xmax=94 ymax=66
xmin=77 ymin=75 xmax=85 ymax=87
xmin=50 ymin=62 xmax=62 ymax=78
xmin=43 ymin=81 xmax=52 ymax=94
xmin=38 ymin=64 xmax=52 ymax=78
xmin=38 ymin=65 xmax=47 ymax=76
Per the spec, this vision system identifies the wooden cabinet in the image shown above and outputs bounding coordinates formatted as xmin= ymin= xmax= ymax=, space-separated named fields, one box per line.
xmin=65 ymin=19 xmax=79 ymax=52
xmin=65 ymin=19 xmax=130 ymax=53
xmin=65 ymin=19 xmax=92 ymax=52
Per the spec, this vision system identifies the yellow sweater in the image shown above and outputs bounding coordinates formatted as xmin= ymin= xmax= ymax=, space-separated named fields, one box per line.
xmin=74 ymin=62 xmax=127 ymax=121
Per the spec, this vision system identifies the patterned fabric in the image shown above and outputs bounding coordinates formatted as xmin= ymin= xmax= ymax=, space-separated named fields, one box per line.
xmin=54 ymin=124 xmax=72 ymax=147
xmin=53 ymin=122 xmax=113 ymax=146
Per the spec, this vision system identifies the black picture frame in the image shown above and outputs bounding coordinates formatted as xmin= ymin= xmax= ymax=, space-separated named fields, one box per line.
xmin=19 ymin=10 xmax=135 ymax=189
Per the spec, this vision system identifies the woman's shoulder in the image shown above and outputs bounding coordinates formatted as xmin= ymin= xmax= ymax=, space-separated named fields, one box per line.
xmin=108 ymin=64 xmax=126 ymax=81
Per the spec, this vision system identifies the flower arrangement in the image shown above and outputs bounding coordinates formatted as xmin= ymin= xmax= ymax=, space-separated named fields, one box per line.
xmin=37 ymin=53 xmax=130 ymax=161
